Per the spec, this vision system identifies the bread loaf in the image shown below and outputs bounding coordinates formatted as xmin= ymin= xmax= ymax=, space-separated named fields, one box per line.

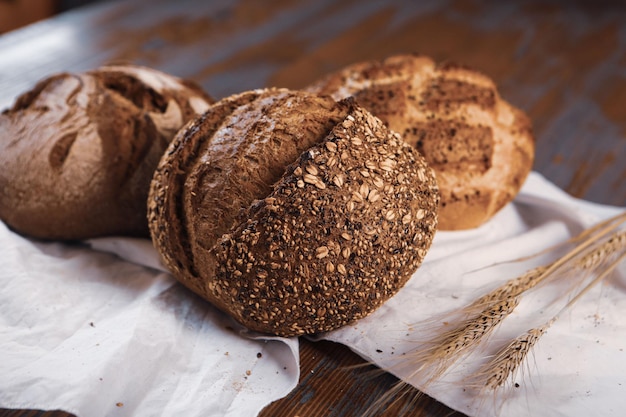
xmin=0 ymin=65 xmax=214 ymax=240
xmin=148 ymin=88 xmax=439 ymax=336
xmin=306 ymin=54 xmax=534 ymax=230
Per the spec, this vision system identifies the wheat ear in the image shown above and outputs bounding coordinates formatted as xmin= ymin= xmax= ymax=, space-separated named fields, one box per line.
xmin=483 ymin=320 xmax=555 ymax=390
xmin=478 ymin=243 xmax=626 ymax=392
xmin=399 ymin=213 xmax=626 ymax=387
xmin=401 ymin=297 xmax=520 ymax=384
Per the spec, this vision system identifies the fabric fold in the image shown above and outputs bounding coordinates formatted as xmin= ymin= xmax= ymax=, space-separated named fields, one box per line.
xmin=0 ymin=223 xmax=299 ymax=417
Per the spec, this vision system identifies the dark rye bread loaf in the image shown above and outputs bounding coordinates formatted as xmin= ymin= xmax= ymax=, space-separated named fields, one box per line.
xmin=148 ymin=88 xmax=439 ymax=336
xmin=306 ymin=54 xmax=535 ymax=230
xmin=0 ymin=65 xmax=214 ymax=240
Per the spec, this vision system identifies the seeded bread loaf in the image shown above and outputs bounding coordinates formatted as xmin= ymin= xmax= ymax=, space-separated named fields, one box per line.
xmin=0 ymin=65 xmax=214 ymax=240
xmin=148 ymin=88 xmax=439 ymax=336
xmin=306 ymin=54 xmax=534 ymax=230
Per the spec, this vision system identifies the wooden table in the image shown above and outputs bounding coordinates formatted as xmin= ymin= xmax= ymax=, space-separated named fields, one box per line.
xmin=1 ymin=0 xmax=624 ymax=416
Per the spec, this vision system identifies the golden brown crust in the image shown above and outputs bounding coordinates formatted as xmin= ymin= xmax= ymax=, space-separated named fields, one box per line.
xmin=306 ymin=54 xmax=535 ymax=230
xmin=148 ymin=88 xmax=439 ymax=336
xmin=0 ymin=65 xmax=214 ymax=240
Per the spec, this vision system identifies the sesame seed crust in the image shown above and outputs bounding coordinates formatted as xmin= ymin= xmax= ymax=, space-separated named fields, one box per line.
xmin=149 ymin=88 xmax=439 ymax=337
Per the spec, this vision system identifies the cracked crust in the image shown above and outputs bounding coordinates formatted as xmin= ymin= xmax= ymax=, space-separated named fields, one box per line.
xmin=0 ymin=65 xmax=214 ymax=240
xmin=307 ymin=54 xmax=535 ymax=230
xmin=148 ymin=88 xmax=439 ymax=336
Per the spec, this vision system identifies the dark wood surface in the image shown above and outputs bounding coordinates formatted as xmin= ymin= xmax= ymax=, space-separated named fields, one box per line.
xmin=1 ymin=0 xmax=624 ymax=416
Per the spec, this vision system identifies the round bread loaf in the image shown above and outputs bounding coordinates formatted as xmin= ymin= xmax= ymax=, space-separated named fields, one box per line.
xmin=306 ymin=54 xmax=535 ymax=230
xmin=0 ymin=65 xmax=214 ymax=240
xmin=148 ymin=88 xmax=439 ymax=336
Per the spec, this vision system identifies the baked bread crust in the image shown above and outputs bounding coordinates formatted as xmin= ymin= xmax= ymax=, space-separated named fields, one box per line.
xmin=306 ymin=54 xmax=535 ymax=230
xmin=0 ymin=65 xmax=214 ymax=240
xmin=148 ymin=88 xmax=439 ymax=336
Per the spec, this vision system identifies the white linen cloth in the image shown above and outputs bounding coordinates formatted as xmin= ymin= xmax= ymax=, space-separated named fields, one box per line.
xmin=0 ymin=171 xmax=624 ymax=416
xmin=0 ymin=228 xmax=299 ymax=416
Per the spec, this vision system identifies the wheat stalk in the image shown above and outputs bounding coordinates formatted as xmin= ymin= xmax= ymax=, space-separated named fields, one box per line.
xmin=460 ymin=212 xmax=626 ymax=318
xmin=483 ymin=320 xmax=554 ymax=390
xmin=477 ymin=239 xmax=626 ymax=392
xmin=403 ymin=297 xmax=521 ymax=384
xmin=394 ymin=212 xmax=626 ymax=390
xmin=577 ymin=229 xmax=626 ymax=270
xmin=398 ymin=267 xmax=550 ymax=382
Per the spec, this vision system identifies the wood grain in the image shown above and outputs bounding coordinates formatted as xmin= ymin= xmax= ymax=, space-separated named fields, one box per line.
xmin=0 ymin=0 xmax=624 ymax=416
xmin=1 ymin=0 xmax=623 ymax=207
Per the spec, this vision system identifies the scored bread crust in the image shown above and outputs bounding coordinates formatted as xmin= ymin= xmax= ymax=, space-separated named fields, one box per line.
xmin=306 ymin=54 xmax=535 ymax=230
xmin=148 ymin=88 xmax=439 ymax=336
xmin=0 ymin=65 xmax=214 ymax=240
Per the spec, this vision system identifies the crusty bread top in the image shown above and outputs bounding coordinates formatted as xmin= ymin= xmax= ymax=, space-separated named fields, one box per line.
xmin=149 ymin=89 xmax=350 ymax=295
xmin=307 ymin=54 xmax=534 ymax=230
xmin=0 ymin=65 xmax=214 ymax=240
xmin=148 ymin=88 xmax=440 ymax=336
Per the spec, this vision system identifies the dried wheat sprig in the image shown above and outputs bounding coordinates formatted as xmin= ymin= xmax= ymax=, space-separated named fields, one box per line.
xmin=557 ymin=229 xmax=626 ymax=297
xmin=477 ymin=248 xmax=626 ymax=392
xmin=397 ymin=213 xmax=626 ymax=389
xmin=406 ymin=298 xmax=520 ymax=382
xmin=425 ymin=227 xmax=623 ymax=361
xmin=461 ymin=213 xmax=624 ymax=312
xmin=459 ymin=213 xmax=626 ymax=319
xmin=563 ymin=241 xmax=626 ymax=311
xmin=437 ymin=298 xmax=520 ymax=357
xmin=483 ymin=320 xmax=555 ymax=390
xmin=576 ymin=230 xmax=626 ymax=270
